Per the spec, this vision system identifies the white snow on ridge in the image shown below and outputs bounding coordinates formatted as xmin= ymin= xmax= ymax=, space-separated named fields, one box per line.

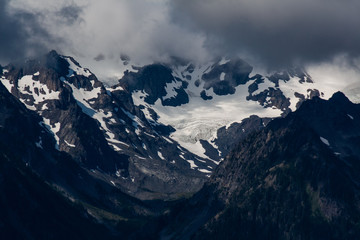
xmin=198 ymin=169 xmax=212 ymax=174
xmin=41 ymin=103 xmax=49 ymax=111
xmin=64 ymin=57 xmax=92 ymax=78
xmin=157 ymin=151 xmax=165 ymax=160
xmin=163 ymin=80 xmax=182 ymax=101
xmin=187 ymin=160 xmax=198 ymax=169
xmin=60 ymin=77 xmax=121 ymax=151
xmin=320 ymin=137 xmax=330 ymax=146
xmin=0 ymin=77 xmax=14 ymax=93
xmin=18 ymin=75 xmax=60 ymax=104
xmin=1 ymin=75 xmax=60 ymax=111
xmin=121 ymin=108 xmax=145 ymax=129
xmin=65 ymin=140 xmax=76 ymax=148
xmin=219 ymin=57 xmax=230 ymax=65
xmin=220 ymin=72 xmax=226 ymax=81
xmin=42 ymin=118 xmax=61 ymax=149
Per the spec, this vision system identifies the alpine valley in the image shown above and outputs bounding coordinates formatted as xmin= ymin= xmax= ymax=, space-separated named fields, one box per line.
xmin=1 ymin=51 xmax=360 ymax=239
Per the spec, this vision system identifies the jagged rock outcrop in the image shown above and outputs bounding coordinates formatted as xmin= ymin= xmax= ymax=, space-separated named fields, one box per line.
xmin=161 ymin=92 xmax=360 ymax=240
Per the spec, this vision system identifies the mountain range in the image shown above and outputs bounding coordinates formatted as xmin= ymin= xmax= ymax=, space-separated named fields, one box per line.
xmin=1 ymin=51 xmax=359 ymax=239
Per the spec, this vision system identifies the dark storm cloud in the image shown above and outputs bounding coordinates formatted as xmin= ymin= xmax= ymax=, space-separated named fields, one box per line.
xmin=0 ymin=0 xmax=27 ymax=62
xmin=170 ymin=0 xmax=360 ymax=67
xmin=0 ymin=1 xmax=82 ymax=64
xmin=0 ymin=0 xmax=48 ymax=63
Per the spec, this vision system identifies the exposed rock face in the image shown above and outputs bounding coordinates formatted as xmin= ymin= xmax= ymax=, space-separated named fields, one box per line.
xmin=0 ymin=51 xmax=212 ymax=200
xmin=120 ymin=64 xmax=189 ymax=106
xmin=2 ymin=51 xmax=130 ymax=174
xmin=214 ymin=115 xmax=272 ymax=158
xmin=161 ymin=92 xmax=360 ymax=240
xmin=202 ymin=59 xmax=253 ymax=93
xmin=0 ymin=82 xmax=171 ymax=239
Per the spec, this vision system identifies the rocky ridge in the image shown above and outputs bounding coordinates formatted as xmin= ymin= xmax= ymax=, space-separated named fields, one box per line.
xmin=161 ymin=92 xmax=360 ymax=239
xmin=0 ymin=51 xmax=213 ymax=200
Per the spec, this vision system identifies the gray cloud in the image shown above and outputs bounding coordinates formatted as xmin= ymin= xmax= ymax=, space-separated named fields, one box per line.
xmin=3 ymin=0 xmax=208 ymax=67
xmin=170 ymin=0 xmax=360 ymax=68
xmin=2 ymin=0 xmax=360 ymax=80
xmin=0 ymin=0 xmax=54 ymax=64
xmin=57 ymin=5 xmax=83 ymax=25
xmin=0 ymin=0 xmax=30 ymax=63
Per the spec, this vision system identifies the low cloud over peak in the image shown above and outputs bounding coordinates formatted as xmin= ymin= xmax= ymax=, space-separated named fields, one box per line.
xmin=1 ymin=0 xmax=360 ymax=77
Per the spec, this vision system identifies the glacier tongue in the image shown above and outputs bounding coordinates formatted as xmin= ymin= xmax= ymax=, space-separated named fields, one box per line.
xmin=131 ymin=75 xmax=284 ymax=160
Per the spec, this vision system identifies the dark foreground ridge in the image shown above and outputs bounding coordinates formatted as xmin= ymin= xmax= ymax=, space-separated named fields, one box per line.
xmin=161 ymin=92 xmax=360 ymax=240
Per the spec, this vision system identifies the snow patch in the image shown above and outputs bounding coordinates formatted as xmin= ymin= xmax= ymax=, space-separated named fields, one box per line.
xmin=107 ymin=85 xmax=124 ymax=92
xmin=163 ymin=80 xmax=182 ymax=101
xmin=0 ymin=78 xmax=14 ymax=93
xmin=158 ymin=151 xmax=165 ymax=160
xmin=17 ymin=75 xmax=60 ymax=105
xmin=187 ymin=160 xmax=198 ymax=169
xmin=121 ymin=108 xmax=145 ymax=129
xmin=198 ymin=169 xmax=212 ymax=174
xmin=320 ymin=137 xmax=330 ymax=146
xmin=65 ymin=140 xmax=76 ymax=148
xmin=42 ymin=118 xmax=61 ymax=150
xmin=220 ymin=72 xmax=225 ymax=81
xmin=65 ymin=57 xmax=92 ymax=77
xmin=109 ymin=143 xmax=122 ymax=152
xmin=219 ymin=57 xmax=230 ymax=65
xmin=41 ymin=103 xmax=49 ymax=111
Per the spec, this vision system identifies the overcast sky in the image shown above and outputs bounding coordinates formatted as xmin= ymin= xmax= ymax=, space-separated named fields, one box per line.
xmin=1 ymin=0 xmax=360 ymax=85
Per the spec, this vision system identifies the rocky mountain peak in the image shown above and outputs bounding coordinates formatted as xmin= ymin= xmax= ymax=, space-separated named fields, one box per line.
xmin=1 ymin=51 xmax=215 ymax=200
